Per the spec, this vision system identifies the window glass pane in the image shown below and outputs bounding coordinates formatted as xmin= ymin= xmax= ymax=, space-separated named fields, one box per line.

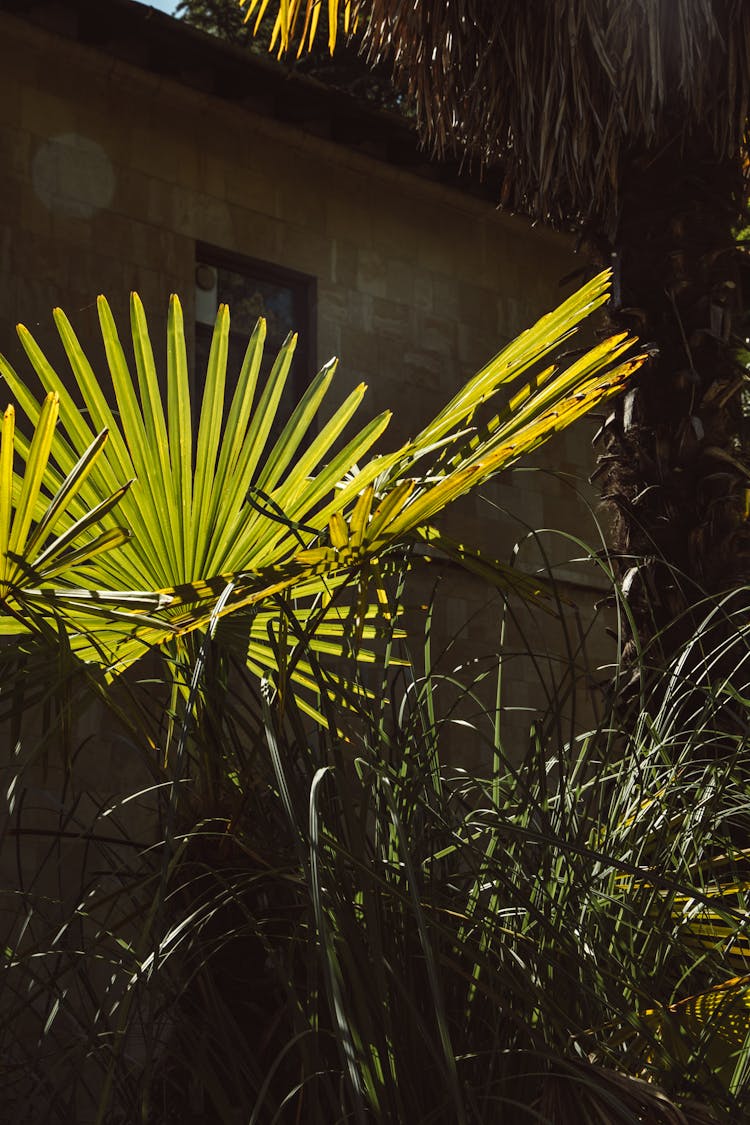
xmin=217 ymin=268 xmax=297 ymax=354
xmin=193 ymin=250 xmax=316 ymax=450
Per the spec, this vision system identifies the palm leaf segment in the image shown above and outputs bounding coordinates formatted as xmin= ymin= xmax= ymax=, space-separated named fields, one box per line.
xmin=242 ymin=0 xmax=357 ymax=56
xmin=602 ymin=776 xmax=750 ymax=1079
xmin=0 ymin=271 xmax=642 ymax=696
xmin=638 ymin=975 xmax=750 ymax=1087
xmin=0 ymin=392 xmax=137 ymax=636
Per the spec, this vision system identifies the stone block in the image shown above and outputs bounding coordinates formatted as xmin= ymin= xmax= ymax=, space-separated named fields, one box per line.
xmin=146 ymin=177 xmax=177 ymax=230
xmin=74 ymin=100 xmax=132 ymax=169
xmin=198 ymin=152 xmax=226 ymax=200
xmin=174 ymin=188 xmax=233 ymax=247
xmin=280 ymin=225 xmax=332 ymax=281
xmin=356 ymin=248 xmax=387 ymax=298
xmin=458 ymin=280 xmax=500 ymax=330
xmin=416 ymin=313 xmax=458 ymax=359
xmin=385 ymin=258 xmax=413 ymax=306
xmin=371 ymin=206 xmax=419 ymax=261
xmin=230 ymin=206 xmax=285 ymax=262
xmin=457 ymin=322 xmax=503 ymax=370
xmin=129 ymin=124 xmax=182 ymax=184
xmin=445 ymin=219 xmax=488 ymax=285
xmin=416 ymin=214 xmax=456 ymax=275
xmin=276 ymin=166 xmax=328 ymax=231
xmin=339 ymin=324 xmax=379 ymax=380
xmin=376 ymin=335 xmax=412 ymax=380
xmin=317 ymin=283 xmax=350 ymax=327
xmin=413 ymin=273 xmax=433 ymax=313
xmin=173 ymin=136 xmax=200 ymax=193
xmin=0 ymin=173 xmax=23 ymax=233
xmin=503 ymin=295 xmax=532 ymax=336
xmin=330 ymin=239 xmax=357 ymax=287
xmin=33 ymin=237 xmax=74 ymax=303
xmin=225 ymin=163 xmax=279 ymax=217
xmin=430 ymin=273 xmax=460 ymax=321
xmin=0 ymin=79 xmax=22 ymax=131
xmin=0 ymin=35 xmax=30 ymax=98
xmin=372 ymin=296 xmax=413 ymax=340
xmin=51 ymin=209 xmax=94 ymax=251
xmin=332 ymin=288 xmax=371 ymax=330
xmin=0 ymin=225 xmax=11 ymax=278
xmin=465 ymin=224 xmax=504 ymax=290
xmin=110 ymin=167 xmax=148 ymax=220
xmin=21 ymin=86 xmax=76 ymax=139
xmin=91 ymin=211 xmax=136 ymax=265
xmin=401 ymin=348 xmax=447 ymax=394
xmin=326 ymin=189 xmax=373 ymax=249
xmin=0 ymin=127 xmax=31 ymax=179
xmin=138 ymin=226 xmax=188 ymax=276
xmin=28 ymin=133 xmax=117 ymax=223
xmin=170 ymin=232 xmax=197 ymax=282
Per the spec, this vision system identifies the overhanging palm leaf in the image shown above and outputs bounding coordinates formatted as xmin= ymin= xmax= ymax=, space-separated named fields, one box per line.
xmin=0 ymin=271 xmax=642 ymax=707
xmin=242 ymin=0 xmax=357 ymax=56
xmin=238 ymin=1 xmax=750 ymax=230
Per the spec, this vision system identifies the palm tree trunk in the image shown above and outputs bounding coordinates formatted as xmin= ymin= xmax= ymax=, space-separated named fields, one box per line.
xmin=596 ymin=138 xmax=748 ymax=648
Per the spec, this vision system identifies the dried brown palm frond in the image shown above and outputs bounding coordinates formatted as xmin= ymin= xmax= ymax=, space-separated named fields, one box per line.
xmin=242 ymin=0 xmax=750 ymax=231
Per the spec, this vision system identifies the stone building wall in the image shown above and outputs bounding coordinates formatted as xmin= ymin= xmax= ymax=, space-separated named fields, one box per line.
xmin=0 ymin=4 xmax=615 ymax=764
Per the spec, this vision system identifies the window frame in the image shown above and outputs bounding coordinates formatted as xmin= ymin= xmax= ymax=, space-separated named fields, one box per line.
xmin=194 ymin=241 xmax=318 ymax=403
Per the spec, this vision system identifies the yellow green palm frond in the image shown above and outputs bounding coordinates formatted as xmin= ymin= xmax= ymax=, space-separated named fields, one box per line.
xmin=240 ymin=0 xmax=357 ymax=56
xmin=0 ymin=270 xmax=642 ymax=715
xmin=641 ymin=975 xmax=750 ymax=1087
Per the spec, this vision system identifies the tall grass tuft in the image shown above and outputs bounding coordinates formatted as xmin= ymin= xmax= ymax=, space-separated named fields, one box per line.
xmin=3 ymin=558 xmax=750 ymax=1123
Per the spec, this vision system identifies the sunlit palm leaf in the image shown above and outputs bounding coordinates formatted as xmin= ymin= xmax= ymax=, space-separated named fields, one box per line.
xmin=285 ymin=278 xmax=641 ymax=572
xmin=640 ymin=975 xmax=750 ymax=1087
xmin=0 ymin=271 xmax=642 ymax=709
xmin=241 ymin=0 xmax=357 ymax=56
xmin=0 ymin=394 xmax=134 ymax=631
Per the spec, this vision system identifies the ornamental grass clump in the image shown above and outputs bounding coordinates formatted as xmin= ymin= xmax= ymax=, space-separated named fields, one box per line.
xmin=4 ymin=572 xmax=750 ymax=1123
xmin=2 ymin=277 xmax=748 ymax=1122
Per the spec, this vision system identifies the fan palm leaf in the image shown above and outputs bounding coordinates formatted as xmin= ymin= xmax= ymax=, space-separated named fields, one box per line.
xmin=0 ymin=271 xmax=642 ymax=708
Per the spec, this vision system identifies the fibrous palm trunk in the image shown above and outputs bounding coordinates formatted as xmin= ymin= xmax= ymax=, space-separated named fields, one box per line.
xmin=595 ymin=137 xmax=749 ymax=649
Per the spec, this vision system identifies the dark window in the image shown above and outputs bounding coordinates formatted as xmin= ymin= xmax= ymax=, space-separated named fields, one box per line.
xmin=194 ymin=244 xmax=317 ymax=436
